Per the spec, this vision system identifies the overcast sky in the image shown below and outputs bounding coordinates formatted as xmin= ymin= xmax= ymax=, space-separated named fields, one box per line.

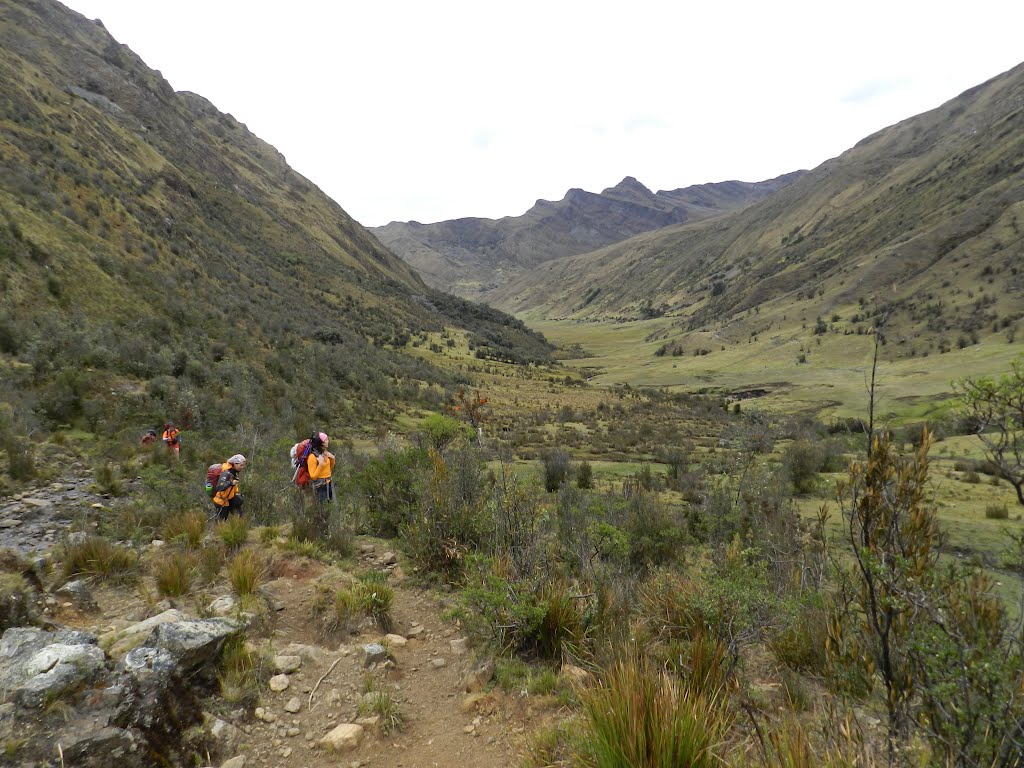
xmin=62 ymin=0 xmax=1024 ymax=227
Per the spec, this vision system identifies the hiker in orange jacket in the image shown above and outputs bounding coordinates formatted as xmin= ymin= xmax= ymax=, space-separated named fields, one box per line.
xmin=213 ymin=454 xmax=246 ymax=520
xmin=306 ymin=432 xmax=335 ymax=503
xmin=162 ymin=422 xmax=181 ymax=458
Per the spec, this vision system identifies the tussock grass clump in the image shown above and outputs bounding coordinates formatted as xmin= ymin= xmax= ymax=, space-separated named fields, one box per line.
xmin=0 ymin=573 xmax=36 ymax=631
xmin=315 ymin=572 xmax=396 ymax=635
xmin=161 ymin=510 xmax=206 ymax=549
xmin=357 ymin=571 xmax=394 ymax=630
xmin=60 ymin=535 xmax=138 ymax=584
xmin=227 ymin=549 xmax=268 ymax=597
xmin=214 ymin=515 xmax=250 ymax=550
xmin=522 ymin=722 xmax=581 ymax=768
xmin=985 ymin=503 xmax=1009 ymax=520
xmin=657 ymin=631 xmax=731 ymax=697
xmin=536 ymin=579 xmax=586 ymax=660
xmin=151 ymin=550 xmax=196 ymax=598
xmin=766 ymin=715 xmax=866 ymax=768
xmin=259 ymin=525 xmax=282 ymax=544
xmin=577 ymin=655 xmax=731 ymax=767
xmin=356 ymin=687 xmax=404 ymax=733
xmin=779 ymin=667 xmax=810 ymax=712
xmin=768 ymin=598 xmax=830 ymax=675
xmin=280 ymin=537 xmax=329 ymax=561
xmin=91 ymin=463 xmax=125 ymax=496
xmin=218 ymin=632 xmax=265 ymax=706
xmin=196 ymin=543 xmax=226 ymax=583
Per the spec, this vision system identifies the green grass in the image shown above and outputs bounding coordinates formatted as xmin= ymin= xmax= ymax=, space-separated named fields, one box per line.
xmin=530 ymin=318 xmax=1024 ymax=423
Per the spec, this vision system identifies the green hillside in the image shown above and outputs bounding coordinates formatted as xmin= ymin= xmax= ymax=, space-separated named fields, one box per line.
xmin=0 ymin=0 xmax=551 ymax=448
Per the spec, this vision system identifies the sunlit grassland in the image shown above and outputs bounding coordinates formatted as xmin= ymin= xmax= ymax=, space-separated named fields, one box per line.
xmin=529 ymin=316 xmax=1024 ymax=422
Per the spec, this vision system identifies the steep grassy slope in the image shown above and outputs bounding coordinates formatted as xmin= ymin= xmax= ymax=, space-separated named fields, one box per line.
xmin=493 ymin=62 xmax=1024 ymax=369
xmin=372 ymin=173 xmax=803 ymax=300
xmin=0 ymin=0 xmax=550 ymax=442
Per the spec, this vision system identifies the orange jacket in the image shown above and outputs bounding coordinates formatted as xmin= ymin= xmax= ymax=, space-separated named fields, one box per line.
xmin=162 ymin=428 xmax=180 ymax=444
xmin=307 ymin=450 xmax=335 ymax=482
xmin=213 ymin=463 xmax=239 ymax=507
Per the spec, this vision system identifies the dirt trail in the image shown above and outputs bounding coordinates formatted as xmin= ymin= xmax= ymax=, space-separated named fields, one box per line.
xmin=232 ymin=551 xmax=536 ymax=768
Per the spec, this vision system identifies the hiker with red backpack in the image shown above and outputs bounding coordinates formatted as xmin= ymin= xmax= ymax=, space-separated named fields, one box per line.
xmin=291 ymin=432 xmax=335 ymax=503
xmin=210 ymin=454 xmax=246 ymax=520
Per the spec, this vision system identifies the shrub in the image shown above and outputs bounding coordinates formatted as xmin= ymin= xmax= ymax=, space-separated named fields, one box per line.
xmin=624 ymin=493 xmax=685 ymax=573
xmin=402 ymin=449 xmax=485 ymax=580
xmin=783 ymin=439 xmax=824 ymax=494
xmin=161 ymin=511 xmax=206 ymax=549
xmin=416 ymin=413 xmax=471 ymax=451
xmin=354 ymin=446 xmax=430 ymax=537
xmin=151 ymin=550 xmax=196 ymax=598
xmin=227 ymin=549 xmax=268 ymax=596
xmin=542 ymin=448 xmax=573 ymax=492
xmin=576 ymin=460 xmax=594 ymax=489
xmin=60 ymin=535 xmax=138 ymax=583
xmin=576 ymin=654 xmax=731 ymax=767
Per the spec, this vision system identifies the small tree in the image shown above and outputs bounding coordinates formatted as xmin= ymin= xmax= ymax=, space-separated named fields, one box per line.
xmin=541 ymin=448 xmax=573 ymax=493
xmin=827 ymin=430 xmax=943 ymax=757
xmin=956 ymin=357 xmax=1024 ymax=505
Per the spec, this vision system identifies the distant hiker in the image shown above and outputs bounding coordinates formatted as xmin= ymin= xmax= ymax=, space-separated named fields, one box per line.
xmin=140 ymin=429 xmax=158 ymax=446
xmin=162 ymin=422 xmax=181 ymax=458
xmin=212 ymin=454 xmax=246 ymax=520
xmin=306 ymin=432 xmax=336 ymax=503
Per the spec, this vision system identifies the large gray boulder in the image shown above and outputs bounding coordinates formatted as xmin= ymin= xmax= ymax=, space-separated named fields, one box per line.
xmin=0 ymin=627 xmax=104 ymax=708
xmin=58 ymin=724 xmax=147 ymax=768
xmin=114 ymin=646 xmax=202 ymax=754
xmin=144 ymin=618 xmax=240 ymax=672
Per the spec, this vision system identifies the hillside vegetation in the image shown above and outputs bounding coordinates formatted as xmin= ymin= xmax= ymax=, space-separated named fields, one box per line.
xmin=373 ymin=173 xmax=803 ymax=301
xmin=0 ymin=0 xmax=551 ymax=457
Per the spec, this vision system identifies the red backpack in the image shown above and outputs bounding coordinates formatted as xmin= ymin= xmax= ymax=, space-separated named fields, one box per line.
xmin=205 ymin=463 xmax=223 ymax=497
xmin=290 ymin=439 xmax=312 ymax=488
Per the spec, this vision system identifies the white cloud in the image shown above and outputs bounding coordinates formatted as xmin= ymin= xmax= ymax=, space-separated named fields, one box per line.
xmin=62 ymin=0 xmax=1024 ymax=226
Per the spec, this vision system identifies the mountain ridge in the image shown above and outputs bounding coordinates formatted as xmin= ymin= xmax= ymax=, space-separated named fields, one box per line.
xmin=372 ymin=171 xmax=804 ymax=301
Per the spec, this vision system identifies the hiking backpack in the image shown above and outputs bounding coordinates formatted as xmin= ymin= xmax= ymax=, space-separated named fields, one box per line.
xmin=205 ymin=463 xmax=223 ymax=497
xmin=290 ymin=439 xmax=312 ymax=488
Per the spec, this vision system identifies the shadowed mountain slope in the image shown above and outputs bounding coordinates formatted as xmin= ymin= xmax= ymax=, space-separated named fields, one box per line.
xmin=0 ymin=0 xmax=550 ymax=438
xmin=372 ymin=173 xmax=803 ymax=300
xmin=490 ymin=62 xmax=1024 ymax=358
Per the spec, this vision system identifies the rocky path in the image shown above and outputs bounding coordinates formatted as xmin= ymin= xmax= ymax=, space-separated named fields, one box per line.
xmin=225 ymin=553 xmax=534 ymax=768
xmin=0 ymin=473 xmax=109 ymax=555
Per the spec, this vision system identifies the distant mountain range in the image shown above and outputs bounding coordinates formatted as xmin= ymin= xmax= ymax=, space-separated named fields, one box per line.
xmin=372 ymin=173 xmax=804 ymax=301
xmin=488 ymin=62 xmax=1024 ymax=345
xmin=380 ymin=61 xmax=1024 ymax=363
